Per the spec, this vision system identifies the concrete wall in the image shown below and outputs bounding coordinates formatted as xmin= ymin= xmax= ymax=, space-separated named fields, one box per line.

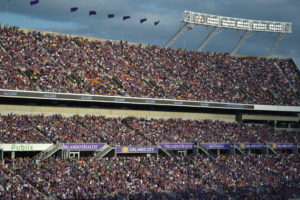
xmin=0 ymin=104 xmax=236 ymax=122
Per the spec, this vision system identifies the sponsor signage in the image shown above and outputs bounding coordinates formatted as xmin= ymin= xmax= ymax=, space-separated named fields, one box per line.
xmin=0 ymin=89 xmax=255 ymax=111
xmin=60 ymin=143 xmax=105 ymax=151
xmin=160 ymin=143 xmax=194 ymax=150
xmin=0 ymin=143 xmax=53 ymax=151
xmin=202 ymin=143 xmax=231 ymax=149
xmin=238 ymin=143 xmax=265 ymax=149
xmin=2 ymin=89 xmax=300 ymax=112
xmin=116 ymin=146 xmax=158 ymax=153
xmin=270 ymin=143 xmax=295 ymax=149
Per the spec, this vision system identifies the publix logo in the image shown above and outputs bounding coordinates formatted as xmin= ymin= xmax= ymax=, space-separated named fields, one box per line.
xmin=11 ymin=144 xmax=34 ymax=151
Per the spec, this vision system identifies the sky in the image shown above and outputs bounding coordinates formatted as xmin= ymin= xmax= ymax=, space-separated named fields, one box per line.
xmin=0 ymin=0 xmax=299 ymax=68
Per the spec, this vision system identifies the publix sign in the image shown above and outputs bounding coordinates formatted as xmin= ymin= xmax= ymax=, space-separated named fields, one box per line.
xmin=0 ymin=143 xmax=53 ymax=151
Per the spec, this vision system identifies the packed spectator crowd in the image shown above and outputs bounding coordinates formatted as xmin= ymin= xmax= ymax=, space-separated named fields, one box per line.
xmin=0 ymin=25 xmax=299 ymax=105
xmin=0 ymin=154 xmax=296 ymax=199
xmin=0 ymin=160 xmax=45 ymax=199
xmin=0 ymin=115 xmax=50 ymax=143
xmin=1 ymin=114 xmax=299 ymax=144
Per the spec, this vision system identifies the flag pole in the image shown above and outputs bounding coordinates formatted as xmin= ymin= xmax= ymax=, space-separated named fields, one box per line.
xmin=121 ymin=20 xmax=124 ymax=41
xmin=106 ymin=18 xmax=108 ymax=39
xmin=6 ymin=0 xmax=9 ymax=15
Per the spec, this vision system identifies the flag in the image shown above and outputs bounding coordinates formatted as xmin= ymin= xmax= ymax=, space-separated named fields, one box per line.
xmin=108 ymin=14 xmax=115 ymax=18
xmin=123 ymin=16 xmax=131 ymax=20
xmin=71 ymin=7 xmax=78 ymax=12
xmin=140 ymin=18 xmax=147 ymax=23
xmin=154 ymin=20 xmax=160 ymax=26
xmin=30 ymin=0 xmax=39 ymax=6
xmin=89 ymin=11 xmax=97 ymax=15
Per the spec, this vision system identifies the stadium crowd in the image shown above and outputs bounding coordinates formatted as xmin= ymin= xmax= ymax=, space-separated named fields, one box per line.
xmin=0 ymin=115 xmax=50 ymax=143
xmin=0 ymin=25 xmax=299 ymax=105
xmin=0 ymin=154 xmax=296 ymax=199
xmin=0 ymin=160 xmax=44 ymax=199
xmin=0 ymin=114 xmax=299 ymax=144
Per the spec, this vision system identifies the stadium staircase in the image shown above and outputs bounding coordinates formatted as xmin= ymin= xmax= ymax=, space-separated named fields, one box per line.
xmin=233 ymin=144 xmax=245 ymax=155
xmin=198 ymin=144 xmax=212 ymax=157
xmin=274 ymin=62 xmax=300 ymax=102
xmin=111 ymin=75 xmax=124 ymax=88
xmin=267 ymin=145 xmax=278 ymax=155
xmin=244 ymin=68 xmax=277 ymax=101
xmin=152 ymin=60 xmax=194 ymax=95
xmin=0 ymin=44 xmax=8 ymax=54
xmin=36 ymin=144 xmax=61 ymax=160
xmin=0 ymin=43 xmax=43 ymax=91
xmin=159 ymin=148 xmax=171 ymax=157
xmin=32 ymin=120 xmax=55 ymax=143
xmin=36 ymin=38 xmax=85 ymax=88
xmin=73 ymin=39 xmax=129 ymax=94
xmin=120 ymin=118 xmax=156 ymax=146
xmin=274 ymin=62 xmax=296 ymax=91
xmin=94 ymin=145 xmax=114 ymax=158
xmin=142 ymin=78 xmax=158 ymax=90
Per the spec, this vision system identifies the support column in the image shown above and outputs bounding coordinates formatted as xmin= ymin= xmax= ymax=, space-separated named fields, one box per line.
xmin=197 ymin=27 xmax=223 ymax=52
xmin=231 ymin=30 xmax=255 ymax=55
xmin=267 ymin=33 xmax=285 ymax=56
xmin=165 ymin=22 xmax=195 ymax=48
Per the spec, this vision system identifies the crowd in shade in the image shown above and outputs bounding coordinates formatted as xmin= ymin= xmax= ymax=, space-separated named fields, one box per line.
xmin=0 ymin=25 xmax=299 ymax=105
xmin=0 ymin=114 xmax=299 ymax=144
xmin=0 ymin=155 xmax=297 ymax=199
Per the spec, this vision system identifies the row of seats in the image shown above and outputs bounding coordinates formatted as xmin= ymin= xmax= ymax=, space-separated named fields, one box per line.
xmin=0 ymin=114 xmax=298 ymax=144
xmin=0 ymin=26 xmax=299 ymax=105
xmin=0 ymin=155 xmax=298 ymax=199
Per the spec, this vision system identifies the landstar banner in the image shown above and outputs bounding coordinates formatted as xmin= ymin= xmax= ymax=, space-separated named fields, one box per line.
xmin=160 ymin=143 xmax=194 ymax=150
xmin=270 ymin=143 xmax=295 ymax=149
xmin=202 ymin=143 xmax=231 ymax=149
xmin=116 ymin=146 xmax=158 ymax=153
xmin=60 ymin=143 xmax=105 ymax=151
xmin=238 ymin=143 xmax=265 ymax=149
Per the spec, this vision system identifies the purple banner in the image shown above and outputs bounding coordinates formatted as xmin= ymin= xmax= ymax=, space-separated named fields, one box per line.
xmin=61 ymin=143 xmax=105 ymax=151
xmin=270 ymin=143 xmax=295 ymax=149
xmin=238 ymin=143 xmax=265 ymax=149
xmin=160 ymin=143 xmax=194 ymax=150
xmin=202 ymin=143 xmax=231 ymax=149
xmin=116 ymin=146 xmax=158 ymax=153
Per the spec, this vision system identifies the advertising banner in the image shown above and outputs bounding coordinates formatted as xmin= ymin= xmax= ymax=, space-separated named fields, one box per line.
xmin=238 ymin=143 xmax=265 ymax=149
xmin=116 ymin=146 xmax=158 ymax=153
xmin=202 ymin=143 xmax=231 ymax=149
xmin=0 ymin=143 xmax=53 ymax=151
xmin=60 ymin=143 xmax=105 ymax=151
xmin=160 ymin=143 xmax=194 ymax=150
xmin=270 ymin=143 xmax=295 ymax=149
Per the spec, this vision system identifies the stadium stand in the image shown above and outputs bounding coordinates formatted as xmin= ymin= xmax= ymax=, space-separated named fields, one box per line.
xmin=0 ymin=25 xmax=299 ymax=105
xmin=0 ymin=161 xmax=44 ymax=199
xmin=0 ymin=155 xmax=298 ymax=199
xmin=0 ymin=24 xmax=300 ymax=200
xmin=0 ymin=114 xmax=299 ymax=144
